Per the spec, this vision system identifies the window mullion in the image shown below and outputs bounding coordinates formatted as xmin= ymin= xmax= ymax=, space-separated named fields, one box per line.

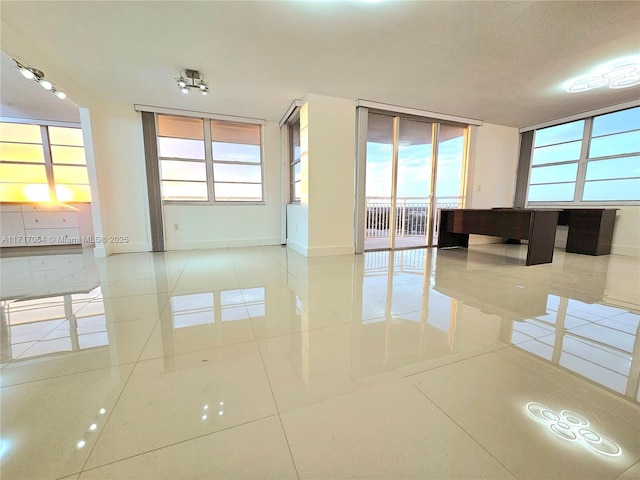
xmin=203 ymin=119 xmax=215 ymax=205
xmin=40 ymin=126 xmax=56 ymax=201
xmin=574 ymin=118 xmax=592 ymax=202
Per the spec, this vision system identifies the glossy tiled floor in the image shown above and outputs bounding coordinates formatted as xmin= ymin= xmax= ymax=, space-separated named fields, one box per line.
xmin=1 ymin=244 xmax=639 ymax=479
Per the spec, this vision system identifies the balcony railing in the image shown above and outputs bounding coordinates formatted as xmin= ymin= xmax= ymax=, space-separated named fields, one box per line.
xmin=365 ymin=196 xmax=464 ymax=239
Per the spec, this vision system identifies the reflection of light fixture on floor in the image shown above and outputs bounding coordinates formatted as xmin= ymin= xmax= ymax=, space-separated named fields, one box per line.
xmin=13 ymin=59 xmax=67 ymax=99
xmin=525 ymin=402 xmax=622 ymax=457
xmin=176 ymin=69 xmax=208 ymax=95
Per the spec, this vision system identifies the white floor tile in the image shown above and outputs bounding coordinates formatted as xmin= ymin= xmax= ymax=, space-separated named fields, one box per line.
xmin=258 ymin=324 xmax=399 ymax=412
xmin=0 ymin=364 xmax=133 ymax=480
xmin=281 ymin=378 xmax=515 ymax=479
xmin=1 ymin=245 xmax=638 ymax=479
xmin=84 ymin=342 xmax=277 ymax=469
xmin=78 ymin=416 xmax=297 ymax=479
xmin=409 ymin=348 xmax=640 ymax=479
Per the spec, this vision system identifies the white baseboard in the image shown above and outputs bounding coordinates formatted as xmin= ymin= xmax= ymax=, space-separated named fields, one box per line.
xmin=107 ymin=242 xmax=151 ymax=254
xmin=611 ymin=244 xmax=640 ymax=257
xmin=285 ymin=240 xmax=354 ymax=257
xmin=166 ymin=237 xmax=281 ymax=250
xmin=286 ymin=238 xmax=308 ymax=256
xmin=306 ymin=245 xmax=355 ymax=257
xmin=468 ymin=235 xmax=503 ymax=245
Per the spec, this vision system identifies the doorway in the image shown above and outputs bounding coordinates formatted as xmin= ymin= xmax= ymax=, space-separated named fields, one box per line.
xmin=360 ymin=110 xmax=468 ymax=251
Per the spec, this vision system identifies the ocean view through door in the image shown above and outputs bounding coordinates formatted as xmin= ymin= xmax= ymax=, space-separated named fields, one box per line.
xmin=363 ymin=112 xmax=467 ymax=251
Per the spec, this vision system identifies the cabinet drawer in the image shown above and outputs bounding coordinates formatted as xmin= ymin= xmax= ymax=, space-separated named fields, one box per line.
xmin=0 ymin=204 xmax=22 ymax=213
xmin=24 ymin=228 xmax=81 ymax=246
xmin=0 ymin=212 xmax=27 ymax=246
xmin=22 ymin=212 xmax=79 ymax=229
xmin=566 ymin=234 xmax=598 ymax=255
xmin=21 ymin=204 xmax=75 ymax=213
xmin=568 ymin=217 xmax=602 ymax=234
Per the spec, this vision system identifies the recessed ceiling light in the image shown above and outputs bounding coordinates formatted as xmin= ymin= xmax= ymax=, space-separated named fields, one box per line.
xmin=564 ymin=56 xmax=640 ymax=93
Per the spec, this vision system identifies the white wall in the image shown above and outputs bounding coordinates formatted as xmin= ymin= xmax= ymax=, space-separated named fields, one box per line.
xmin=86 ymin=107 xmax=284 ymax=254
xmin=609 ymin=206 xmax=640 ymax=257
xmin=306 ymin=94 xmax=356 ymax=256
xmin=466 ymin=123 xmax=520 ymax=245
xmin=164 ymin=120 xmax=282 ymax=250
xmin=85 ymin=102 xmax=151 ymax=254
xmin=285 ymin=94 xmax=356 ymax=257
xmin=286 ymin=204 xmax=310 ymax=255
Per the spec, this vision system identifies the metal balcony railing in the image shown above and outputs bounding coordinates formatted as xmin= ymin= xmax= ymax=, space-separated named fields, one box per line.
xmin=365 ymin=196 xmax=464 ymax=239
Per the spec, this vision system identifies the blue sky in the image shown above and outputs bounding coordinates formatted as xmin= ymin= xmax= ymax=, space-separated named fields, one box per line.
xmin=365 ymin=136 xmax=465 ymax=199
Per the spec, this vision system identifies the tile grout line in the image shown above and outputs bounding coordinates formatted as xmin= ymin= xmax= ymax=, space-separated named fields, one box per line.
xmin=402 ymin=343 xmax=511 ymax=379
xmin=613 ymin=459 xmax=640 ymax=480
xmin=75 ymin=255 xmax=176 ymax=476
xmin=77 ymin=359 xmax=138 ymax=475
xmin=408 ymin=380 xmax=519 ymax=479
xmin=230 ymin=247 xmax=300 ymax=477
xmin=252 ymin=322 xmax=302 ymax=480
xmin=76 ymin=413 xmax=281 ymax=476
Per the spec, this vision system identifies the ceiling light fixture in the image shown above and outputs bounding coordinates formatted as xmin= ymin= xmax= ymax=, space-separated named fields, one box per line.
xmin=564 ymin=56 xmax=640 ymax=93
xmin=13 ymin=59 xmax=68 ymax=100
xmin=176 ymin=69 xmax=209 ymax=96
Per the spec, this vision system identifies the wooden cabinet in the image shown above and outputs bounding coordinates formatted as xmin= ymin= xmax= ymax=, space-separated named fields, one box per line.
xmin=559 ymin=209 xmax=617 ymax=256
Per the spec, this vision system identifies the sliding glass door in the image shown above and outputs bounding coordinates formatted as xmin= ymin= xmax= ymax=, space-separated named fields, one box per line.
xmin=361 ymin=111 xmax=467 ymax=251
xmin=433 ymin=124 xmax=467 ymax=245
xmin=364 ymin=114 xmax=395 ymax=250
xmin=395 ymin=118 xmax=434 ymax=249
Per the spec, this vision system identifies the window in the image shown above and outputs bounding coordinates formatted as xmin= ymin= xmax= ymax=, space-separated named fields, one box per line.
xmin=0 ymin=122 xmax=90 ymax=203
xmin=289 ymin=119 xmax=301 ymax=202
xmin=157 ymin=114 xmax=263 ymax=203
xmin=527 ymin=106 xmax=640 ymax=204
xmin=280 ymin=102 xmax=301 ymax=204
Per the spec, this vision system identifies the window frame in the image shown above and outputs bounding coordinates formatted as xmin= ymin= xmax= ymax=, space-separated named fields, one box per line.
xmin=525 ymin=106 xmax=640 ymax=206
xmin=157 ymin=114 xmax=265 ymax=206
xmin=0 ymin=120 xmax=90 ymax=203
xmin=288 ymin=113 xmax=301 ymax=204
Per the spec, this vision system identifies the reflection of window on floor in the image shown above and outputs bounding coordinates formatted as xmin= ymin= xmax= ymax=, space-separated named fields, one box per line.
xmin=364 ymin=249 xmax=427 ymax=275
xmin=220 ymin=290 xmax=248 ymax=321
xmin=243 ymin=288 xmax=265 ymax=317
xmin=170 ymin=288 xmax=265 ymax=328
xmin=1 ymin=293 xmax=106 ymax=360
xmin=171 ymin=293 xmax=214 ymax=328
xmin=361 ymin=249 xmax=449 ymax=329
xmin=513 ymin=295 xmax=639 ymax=400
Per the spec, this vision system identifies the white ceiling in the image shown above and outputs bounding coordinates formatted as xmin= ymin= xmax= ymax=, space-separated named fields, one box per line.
xmin=1 ymin=1 xmax=639 ymax=127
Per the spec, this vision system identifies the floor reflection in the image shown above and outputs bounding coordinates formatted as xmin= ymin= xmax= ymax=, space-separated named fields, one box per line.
xmin=357 ymin=248 xmax=640 ymax=404
xmin=1 ymin=289 xmax=106 ymax=362
xmin=1 ymin=245 xmax=639 ymax=479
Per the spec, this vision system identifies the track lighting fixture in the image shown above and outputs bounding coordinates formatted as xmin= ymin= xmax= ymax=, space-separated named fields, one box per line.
xmin=176 ymin=69 xmax=209 ymax=95
xmin=13 ymin=59 xmax=67 ymax=100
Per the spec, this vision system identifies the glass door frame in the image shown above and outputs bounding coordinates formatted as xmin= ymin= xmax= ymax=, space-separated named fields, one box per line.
xmin=355 ymin=105 xmax=471 ymax=254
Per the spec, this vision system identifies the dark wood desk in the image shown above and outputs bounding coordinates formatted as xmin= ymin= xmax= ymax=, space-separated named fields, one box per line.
xmin=438 ymin=209 xmax=561 ymax=266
